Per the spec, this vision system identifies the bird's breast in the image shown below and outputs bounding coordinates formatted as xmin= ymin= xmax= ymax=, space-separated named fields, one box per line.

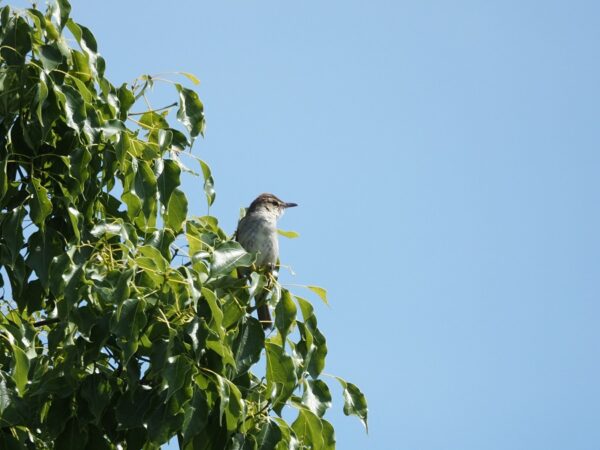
xmin=237 ymin=216 xmax=279 ymax=266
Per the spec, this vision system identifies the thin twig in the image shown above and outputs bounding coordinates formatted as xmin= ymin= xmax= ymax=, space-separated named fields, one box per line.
xmin=127 ymin=102 xmax=177 ymax=116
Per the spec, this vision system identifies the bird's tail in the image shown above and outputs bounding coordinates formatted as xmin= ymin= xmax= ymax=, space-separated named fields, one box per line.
xmin=256 ymin=298 xmax=273 ymax=330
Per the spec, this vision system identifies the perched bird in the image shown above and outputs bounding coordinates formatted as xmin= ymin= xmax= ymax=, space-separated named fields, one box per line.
xmin=235 ymin=193 xmax=297 ymax=328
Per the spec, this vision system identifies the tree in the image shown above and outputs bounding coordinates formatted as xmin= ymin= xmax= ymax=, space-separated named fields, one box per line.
xmin=0 ymin=1 xmax=367 ymax=448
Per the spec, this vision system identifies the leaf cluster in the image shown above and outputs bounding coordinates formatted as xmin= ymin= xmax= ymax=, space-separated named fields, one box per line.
xmin=0 ymin=1 xmax=367 ymax=449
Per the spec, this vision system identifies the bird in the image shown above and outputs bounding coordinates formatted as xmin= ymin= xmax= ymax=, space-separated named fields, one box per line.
xmin=235 ymin=193 xmax=298 ymax=329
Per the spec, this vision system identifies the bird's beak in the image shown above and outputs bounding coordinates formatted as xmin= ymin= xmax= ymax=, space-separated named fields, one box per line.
xmin=284 ymin=202 xmax=298 ymax=208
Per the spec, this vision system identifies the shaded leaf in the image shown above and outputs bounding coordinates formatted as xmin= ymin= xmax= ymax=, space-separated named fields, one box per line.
xmin=10 ymin=345 xmax=29 ymax=396
xmin=28 ymin=178 xmax=52 ymax=227
xmin=256 ymin=418 xmax=282 ymax=450
xmin=181 ymin=389 xmax=209 ymax=442
xmin=157 ymin=158 xmax=181 ymax=205
xmin=164 ymin=355 xmax=193 ymax=401
xmin=39 ymin=44 xmax=63 ymax=70
xmin=55 ymin=418 xmax=88 ymax=450
xmin=265 ymin=343 xmax=297 ymax=411
xmin=233 ymin=317 xmax=264 ymax=375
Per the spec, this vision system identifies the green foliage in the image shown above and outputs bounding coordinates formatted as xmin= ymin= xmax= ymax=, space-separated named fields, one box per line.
xmin=0 ymin=1 xmax=367 ymax=448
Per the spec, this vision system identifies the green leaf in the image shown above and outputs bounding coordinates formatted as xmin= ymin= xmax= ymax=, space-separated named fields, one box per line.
xmin=139 ymin=111 xmax=169 ymax=144
xmin=71 ymin=50 xmax=92 ymax=82
xmin=54 ymin=83 xmax=87 ymax=132
xmin=291 ymin=409 xmax=325 ymax=450
xmin=115 ymin=387 xmax=153 ymax=429
xmin=117 ymin=83 xmax=135 ymax=120
xmin=277 ymin=229 xmax=300 ymax=239
xmin=165 ymin=188 xmax=188 ymax=233
xmin=55 ymin=418 xmax=88 ymax=450
xmin=275 ymin=289 xmax=296 ymax=342
xmin=256 ymin=418 xmax=282 ymax=449
xmin=201 ymin=288 xmax=225 ymax=339
xmin=181 ymin=389 xmax=209 ymax=442
xmin=335 ymin=377 xmax=369 ymax=432
xmin=133 ymin=159 xmax=158 ymax=226
xmin=307 ymin=286 xmax=328 ymax=305
xmin=67 ymin=206 xmax=82 ymax=242
xmin=137 ymin=245 xmax=168 ymax=273
xmin=179 ymin=71 xmax=201 ymax=85
xmin=214 ymin=374 xmax=243 ymax=432
xmin=33 ymin=77 xmax=49 ymax=126
xmin=39 ymin=44 xmax=63 ymax=70
xmin=199 ymin=159 xmax=215 ymax=206
xmin=52 ymin=0 xmax=72 ymax=29
xmin=28 ymin=178 xmax=52 ymax=226
xmin=265 ymin=342 xmax=297 ymax=412
xmin=233 ymin=318 xmax=264 ymax=375
xmin=10 ymin=344 xmax=29 ymax=396
xmin=302 ymin=379 xmax=332 ymax=418
xmin=66 ymin=20 xmax=98 ymax=57
xmin=307 ymin=327 xmax=327 ymax=378
xmin=163 ymin=355 xmax=193 ymax=401
xmin=295 ymin=296 xmax=316 ymax=328
xmin=80 ymin=374 xmax=112 ymax=424
xmin=321 ymin=418 xmax=336 ymax=450
xmin=111 ymin=298 xmax=147 ymax=364
xmin=26 ymin=228 xmax=63 ymax=289
xmin=0 ymin=16 xmax=31 ymax=65
xmin=69 ymin=146 xmax=92 ymax=195
xmin=157 ymin=159 xmax=182 ymax=206
xmin=176 ymin=83 xmax=205 ymax=138
xmin=210 ymin=241 xmax=254 ymax=277
xmin=1 ymin=206 xmax=25 ymax=266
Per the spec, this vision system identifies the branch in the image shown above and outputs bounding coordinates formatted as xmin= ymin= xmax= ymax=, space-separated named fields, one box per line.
xmin=33 ymin=318 xmax=60 ymax=327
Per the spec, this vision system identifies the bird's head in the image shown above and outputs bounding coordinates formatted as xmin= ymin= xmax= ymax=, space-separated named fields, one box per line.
xmin=247 ymin=193 xmax=297 ymax=219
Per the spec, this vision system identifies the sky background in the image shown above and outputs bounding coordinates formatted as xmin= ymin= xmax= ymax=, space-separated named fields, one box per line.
xmin=27 ymin=1 xmax=600 ymax=448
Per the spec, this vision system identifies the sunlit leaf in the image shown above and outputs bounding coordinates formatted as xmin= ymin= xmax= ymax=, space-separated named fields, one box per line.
xmin=335 ymin=377 xmax=369 ymax=432
xmin=275 ymin=289 xmax=296 ymax=341
xmin=179 ymin=71 xmax=201 ymax=85
xmin=277 ymin=229 xmax=300 ymax=239
xmin=307 ymin=286 xmax=328 ymax=305
xmin=176 ymin=83 xmax=205 ymax=138
xmin=302 ymin=379 xmax=332 ymax=418
xmin=291 ymin=409 xmax=324 ymax=450
xmin=165 ymin=188 xmax=188 ymax=233
xmin=210 ymin=241 xmax=254 ymax=277
xmin=199 ymin=159 xmax=215 ymax=206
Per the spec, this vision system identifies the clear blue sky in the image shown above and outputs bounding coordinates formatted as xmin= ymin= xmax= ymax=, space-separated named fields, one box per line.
xmin=36 ymin=1 xmax=600 ymax=448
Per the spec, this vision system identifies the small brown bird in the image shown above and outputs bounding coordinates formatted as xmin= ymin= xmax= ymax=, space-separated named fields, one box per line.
xmin=235 ymin=193 xmax=297 ymax=328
